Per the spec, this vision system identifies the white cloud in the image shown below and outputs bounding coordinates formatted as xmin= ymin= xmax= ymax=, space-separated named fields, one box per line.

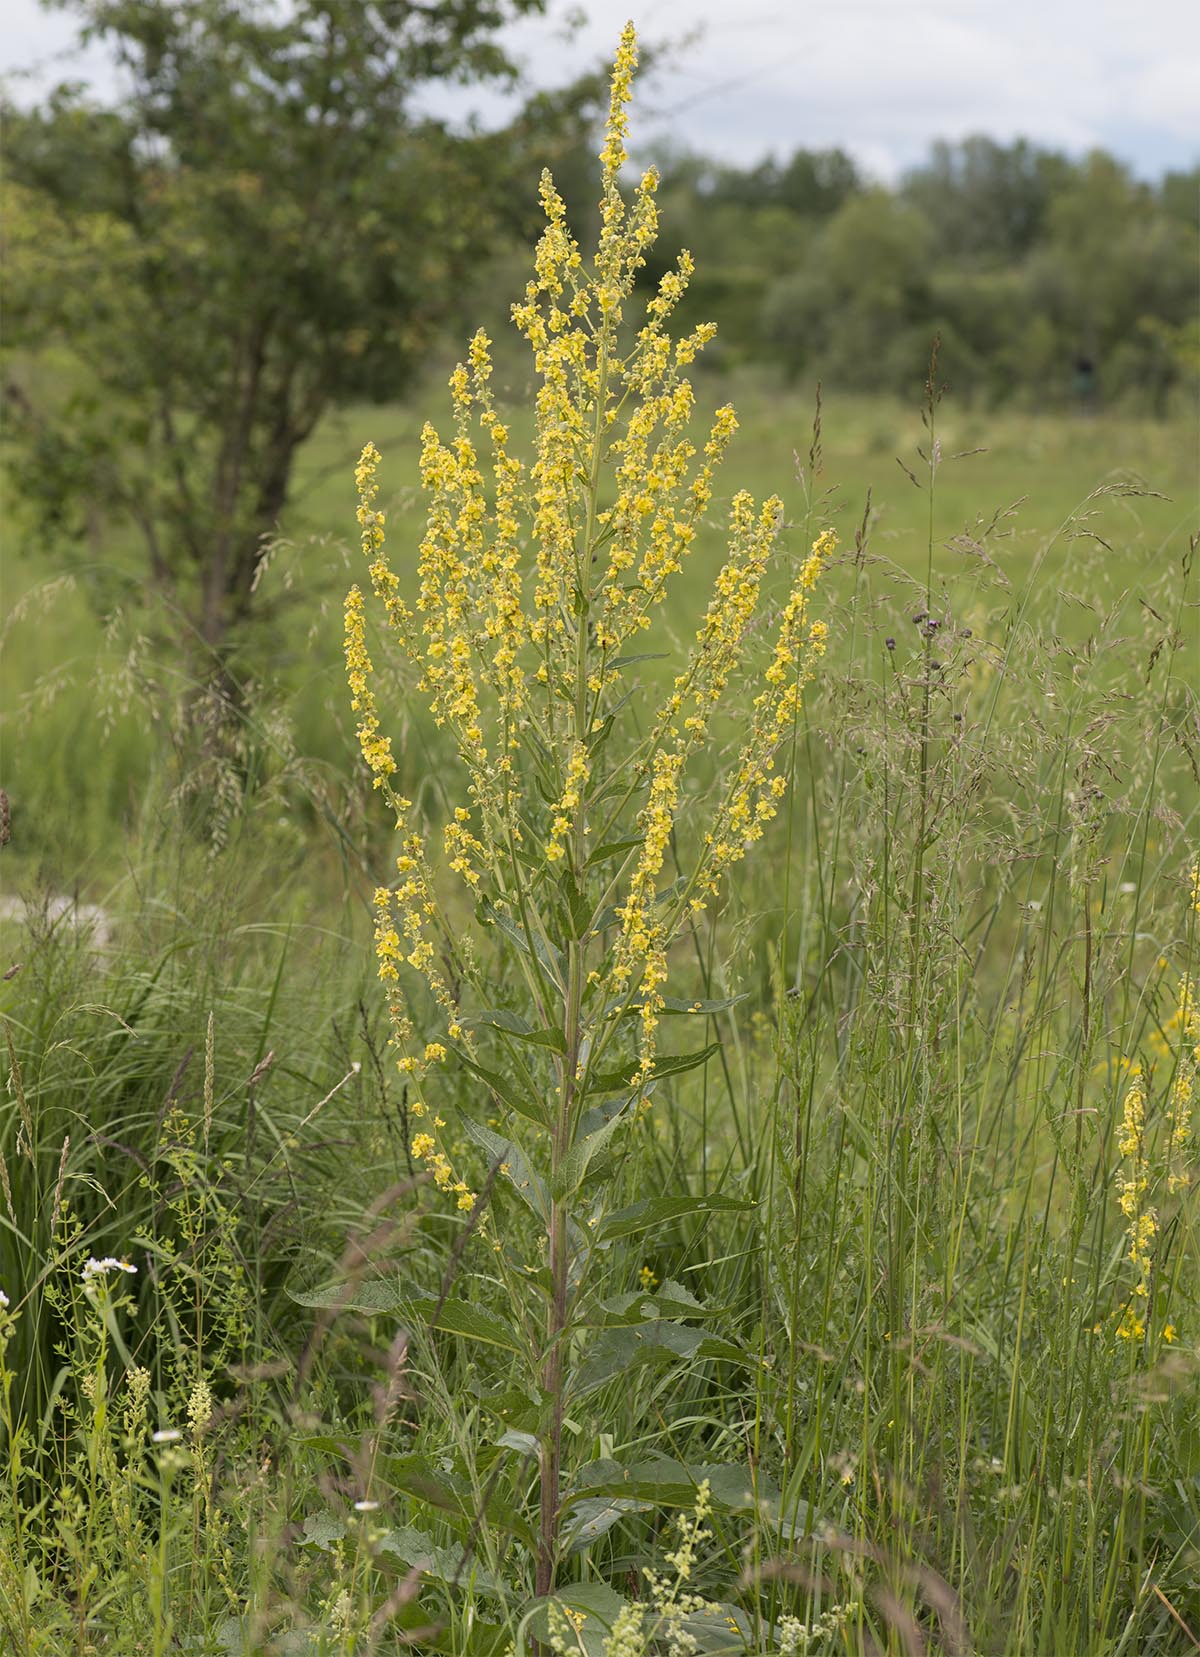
xmin=1 ymin=0 xmax=1196 ymax=177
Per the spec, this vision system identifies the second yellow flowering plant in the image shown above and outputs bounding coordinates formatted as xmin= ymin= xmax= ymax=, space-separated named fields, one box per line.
xmin=344 ymin=23 xmax=832 ymax=1610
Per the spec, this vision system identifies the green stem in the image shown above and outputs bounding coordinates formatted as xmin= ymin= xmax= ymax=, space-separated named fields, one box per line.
xmin=536 ymin=327 xmax=611 ymax=1607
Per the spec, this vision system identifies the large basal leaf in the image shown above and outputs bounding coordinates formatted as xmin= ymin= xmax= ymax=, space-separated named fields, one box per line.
xmin=517 ymin=1582 xmax=629 ymax=1657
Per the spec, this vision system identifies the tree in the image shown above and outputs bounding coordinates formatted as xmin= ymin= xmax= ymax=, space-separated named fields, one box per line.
xmin=902 ymin=135 xmax=1073 ymax=261
xmin=3 ymin=0 xmax=564 ymax=682
xmin=762 ymin=190 xmax=935 ymax=391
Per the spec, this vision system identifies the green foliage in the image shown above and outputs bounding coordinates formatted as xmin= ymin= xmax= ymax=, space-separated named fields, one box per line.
xmin=2 ymin=0 xmax=556 ymax=662
xmin=631 ymin=138 xmax=1198 ymax=412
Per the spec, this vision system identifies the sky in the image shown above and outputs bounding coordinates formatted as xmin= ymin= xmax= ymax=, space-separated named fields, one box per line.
xmin=3 ymin=0 xmax=1198 ymax=183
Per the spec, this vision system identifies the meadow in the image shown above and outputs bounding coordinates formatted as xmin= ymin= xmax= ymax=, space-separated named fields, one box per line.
xmin=2 ymin=43 xmax=1200 ymax=1657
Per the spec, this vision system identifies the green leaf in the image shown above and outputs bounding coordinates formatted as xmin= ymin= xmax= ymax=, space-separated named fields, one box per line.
xmin=595 ymin=1194 xmax=752 ymax=1243
xmin=518 ymin=1583 xmax=629 ymax=1657
xmin=586 ymin=836 xmax=642 ymax=867
xmin=586 ymin=713 xmax=615 ymax=751
xmin=480 ymin=901 xmax=565 ymax=991
xmin=468 ymin=1009 xmax=567 ymax=1054
xmin=562 ymin=1495 xmax=651 ymax=1554
xmin=460 ymin=1117 xmax=549 ymax=1220
xmin=600 ymin=992 xmax=748 ymax=1020
xmin=568 ymin=1456 xmax=769 ymax=1512
xmin=553 ymin=1102 xmax=632 ymax=1199
xmin=300 ymin=1441 xmax=535 ymax=1546
xmin=288 ymin=1277 xmax=404 ymax=1314
xmin=571 ymin=1322 xmax=753 ymax=1396
xmin=594 ymin=1280 xmax=726 ymax=1325
xmin=454 ymin=1051 xmax=549 ymax=1129
xmin=405 ymin=1297 xmax=526 ymax=1356
xmin=608 ymin=652 xmax=668 ymax=671
xmin=584 ymin=1042 xmax=720 ymax=1097
xmin=379 ymin=1523 xmax=509 ymax=1599
xmin=300 ymin=1511 xmax=345 ymax=1551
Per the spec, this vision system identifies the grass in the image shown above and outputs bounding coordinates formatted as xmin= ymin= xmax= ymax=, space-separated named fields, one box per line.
xmin=1 ymin=363 xmax=1198 ymax=1655
xmin=1 ymin=376 xmax=1195 ymax=891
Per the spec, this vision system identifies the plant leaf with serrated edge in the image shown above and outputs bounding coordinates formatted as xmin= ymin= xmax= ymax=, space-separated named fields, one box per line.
xmin=596 ymin=1194 xmax=751 ymax=1243
xmin=567 ymin=1456 xmax=770 ymax=1512
xmin=563 ymin=1457 xmax=815 ymax=1545
xmin=467 ymin=1010 xmax=566 ymax=1054
xmin=289 ymin=1285 xmax=528 ymax=1363
xmin=288 ymin=1278 xmax=404 ymax=1314
xmin=585 ymin=1042 xmax=720 ymax=1096
xmin=454 ymin=1050 xmax=549 ymax=1128
xmin=571 ymin=1322 xmax=751 ymax=1395
xmin=591 ymin=1281 xmax=728 ymax=1325
xmin=404 ymin=1297 xmax=526 ymax=1356
xmin=552 ymin=1101 xmax=632 ymax=1199
xmin=460 ymin=1117 xmax=548 ymax=1220
xmin=562 ymin=1495 xmax=651 ymax=1554
xmin=378 ymin=1524 xmax=509 ymax=1599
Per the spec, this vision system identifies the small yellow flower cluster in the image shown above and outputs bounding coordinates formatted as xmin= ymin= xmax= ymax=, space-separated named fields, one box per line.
xmin=444 ymin=805 xmax=486 ymax=891
xmin=700 ymin=529 xmax=835 ymax=896
xmin=1166 ymin=975 xmax=1197 ymax=1193
xmin=1116 ymin=1067 xmax=1154 ymax=1340
xmin=1191 ymin=858 xmax=1200 ymax=914
xmin=356 ymin=441 xmax=412 ymax=641
xmin=343 ymin=587 xmax=395 ymax=787
xmin=545 ymin=739 xmax=589 ymax=864
xmin=1113 ymin=965 xmax=1197 ymax=1341
xmin=416 ymin=421 xmax=488 ymax=765
xmin=410 ymin=1129 xmax=475 ymax=1211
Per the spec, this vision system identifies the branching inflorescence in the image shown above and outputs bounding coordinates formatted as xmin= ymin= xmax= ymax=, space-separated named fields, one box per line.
xmin=342 ymin=20 xmax=833 ymax=1598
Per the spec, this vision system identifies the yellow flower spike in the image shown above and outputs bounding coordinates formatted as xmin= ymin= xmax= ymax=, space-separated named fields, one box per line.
xmin=344 ymin=587 xmax=396 ymax=788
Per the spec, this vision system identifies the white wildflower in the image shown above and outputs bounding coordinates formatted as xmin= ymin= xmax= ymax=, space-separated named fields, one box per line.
xmin=81 ymin=1256 xmax=137 ymax=1283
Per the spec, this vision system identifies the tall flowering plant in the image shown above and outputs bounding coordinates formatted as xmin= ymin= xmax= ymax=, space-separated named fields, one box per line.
xmin=344 ymin=23 xmax=832 ymax=1602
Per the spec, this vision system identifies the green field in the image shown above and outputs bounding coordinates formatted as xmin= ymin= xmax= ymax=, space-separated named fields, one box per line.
xmin=3 ymin=381 xmax=1194 ymax=892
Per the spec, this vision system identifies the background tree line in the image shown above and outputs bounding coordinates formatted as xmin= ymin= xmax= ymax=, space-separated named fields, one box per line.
xmin=603 ymin=137 xmax=1198 ymax=411
xmin=2 ymin=2 xmax=1195 ymax=685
